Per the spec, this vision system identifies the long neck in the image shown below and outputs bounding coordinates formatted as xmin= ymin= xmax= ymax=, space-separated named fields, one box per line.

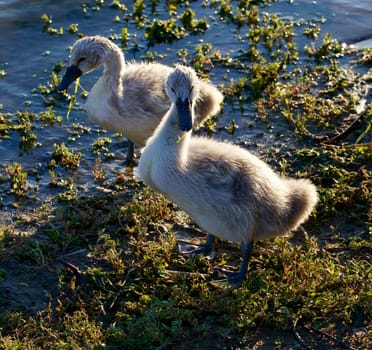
xmin=150 ymin=103 xmax=191 ymax=166
xmin=102 ymin=44 xmax=125 ymax=95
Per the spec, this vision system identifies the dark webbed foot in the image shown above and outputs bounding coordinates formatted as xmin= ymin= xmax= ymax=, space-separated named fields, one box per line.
xmin=212 ymin=268 xmax=246 ymax=287
xmin=212 ymin=241 xmax=254 ymax=288
xmin=177 ymin=234 xmax=215 ymax=259
xmin=178 ymin=235 xmax=254 ymax=288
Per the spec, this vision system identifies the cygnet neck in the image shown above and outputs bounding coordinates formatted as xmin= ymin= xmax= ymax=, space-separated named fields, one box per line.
xmin=101 ymin=42 xmax=125 ymax=95
xmin=153 ymin=102 xmax=192 ymax=165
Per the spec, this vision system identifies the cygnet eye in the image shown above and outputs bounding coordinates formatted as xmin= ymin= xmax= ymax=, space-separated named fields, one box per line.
xmin=78 ymin=57 xmax=86 ymax=64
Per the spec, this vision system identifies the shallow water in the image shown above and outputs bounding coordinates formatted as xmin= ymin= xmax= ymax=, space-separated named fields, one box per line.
xmin=0 ymin=0 xmax=370 ymax=109
xmin=0 ymin=0 xmax=371 ymax=208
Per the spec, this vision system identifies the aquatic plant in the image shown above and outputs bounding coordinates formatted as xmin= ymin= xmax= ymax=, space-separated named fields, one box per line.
xmin=40 ymin=13 xmax=52 ymax=31
xmin=92 ymin=137 xmax=113 ymax=157
xmin=2 ymin=162 xmax=28 ymax=197
xmin=67 ymin=23 xmax=79 ymax=33
xmin=41 ymin=13 xmax=63 ymax=36
xmin=110 ymin=0 xmax=127 ymax=12
xmin=121 ymin=27 xmax=129 ymax=48
xmin=49 ymin=143 xmax=82 ymax=169
xmin=303 ymin=23 xmax=321 ymax=40
xmin=179 ymin=7 xmax=209 ymax=34
xmin=12 ymin=111 xmax=38 ymax=154
xmin=0 ymin=112 xmax=11 ymax=139
xmin=39 ymin=107 xmax=62 ymax=126
xmin=133 ymin=0 xmax=146 ymax=27
xmin=145 ymin=18 xmax=185 ymax=46
xmin=351 ymin=47 xmax=372 ymax=65
xmin=305 ymin=33 xmax=344 ymax=63
xmin=190 ymin=43 xmax=219 ymax=74
xmin=93 ymin=158 xmax=106 ymax=183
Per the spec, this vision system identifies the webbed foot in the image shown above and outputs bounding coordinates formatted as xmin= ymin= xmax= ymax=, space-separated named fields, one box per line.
xmin=212 ymin=241 xmax=254 ymax=288
xmin=177 ymin=234 xmax=215 ymax=259
xmin=211 ymin=267 xmax=246 ymax=288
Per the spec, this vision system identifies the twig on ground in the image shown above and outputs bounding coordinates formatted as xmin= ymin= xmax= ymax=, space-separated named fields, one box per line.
xmin=303 ymin=324 xmax=356 ymax=350
xmin=325 ymin=106 xmax=370 ymax=144
xmin=293 ymin=317 xmax=312 ymax=349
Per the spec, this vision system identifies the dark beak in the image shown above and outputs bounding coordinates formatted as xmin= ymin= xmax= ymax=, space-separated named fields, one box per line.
xmin=58 ymin=65 xmax=82 ymax=90
xmin=176 ymin=97 xmax=193 ymax=132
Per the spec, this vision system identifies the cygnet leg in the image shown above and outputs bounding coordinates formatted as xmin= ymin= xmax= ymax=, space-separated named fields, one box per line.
xmin=236 ymin=240 xmax=254 ymax=282
xmin=124 ymin=140 xmax=137 ymax=166
xmin=214 ymin=240 xmax=254 ymax=287
xmin=178 ymin=234 xmax=215 ymax=259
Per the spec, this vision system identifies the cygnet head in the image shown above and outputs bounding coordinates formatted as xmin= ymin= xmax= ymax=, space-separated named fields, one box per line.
xmin=58 ymin=36 xmax=112 ymax=90
xmin=166 ymin=65 xmax=200 ymax=132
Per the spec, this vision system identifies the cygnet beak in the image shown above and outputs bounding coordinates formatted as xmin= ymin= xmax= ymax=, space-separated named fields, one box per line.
xmin=58 ymin=65 xmax=82 ymax=90
xmin=176 ymin=97 xmax=193 ymax=132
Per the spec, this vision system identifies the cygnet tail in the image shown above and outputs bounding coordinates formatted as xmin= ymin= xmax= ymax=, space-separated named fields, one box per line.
xmin=285 ymin=178 xmax=318 ymax=232
xmin=193 ymin=81 xmax=223 ymax=127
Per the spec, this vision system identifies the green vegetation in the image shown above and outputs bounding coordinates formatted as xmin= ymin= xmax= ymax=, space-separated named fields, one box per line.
xmin=145 ymin=18 xmax=186 ymax=46
xmin=1 ymin=162 xmax=28 ymax=197
xmin=68 ymin=23 xmax=79 ymax=33
xmin=179 ymin=8 xmax=209 ymax=34
xmin=0 ymin=0 xmax=371 ymax=349
xmin=49 ymin=143 xmax=82 ymax=169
